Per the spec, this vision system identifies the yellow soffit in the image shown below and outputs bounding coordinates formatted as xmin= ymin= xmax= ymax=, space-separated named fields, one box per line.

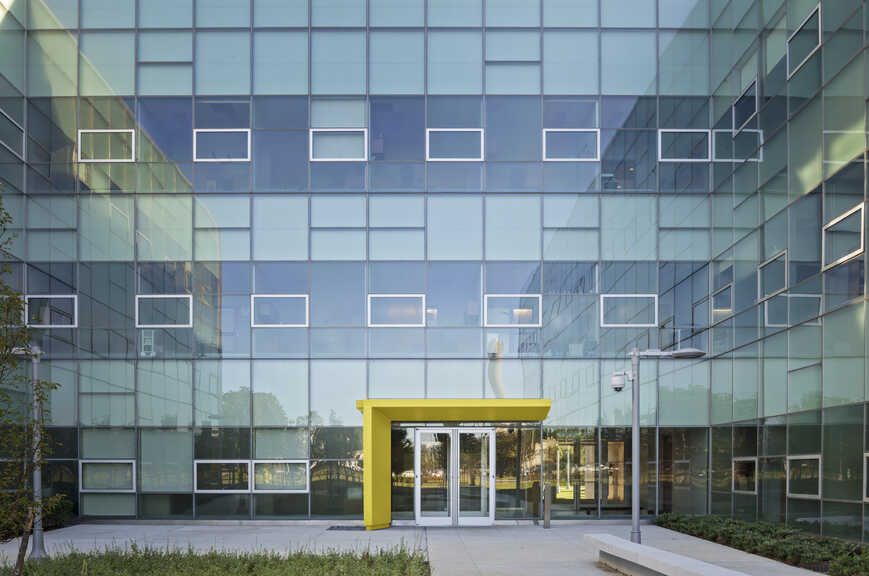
xmin=355 ymin=398 xmax=551 ymax=421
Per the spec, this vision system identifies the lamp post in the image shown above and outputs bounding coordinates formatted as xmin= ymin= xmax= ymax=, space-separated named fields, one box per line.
xmin=12 ymin=345 xmax=45 ymax=559
xmin=611 ymin=347 xmax=705 ymax=545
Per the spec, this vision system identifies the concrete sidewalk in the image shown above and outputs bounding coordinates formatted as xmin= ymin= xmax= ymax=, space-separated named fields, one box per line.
xmin=0 ymin=521 xmax=816 ymax=576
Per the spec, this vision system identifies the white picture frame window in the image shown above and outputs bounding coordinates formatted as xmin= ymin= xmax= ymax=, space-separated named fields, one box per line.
xmin=542 ymin=128 xmax=600 ymax=162
xmin=77 ymin=129 xmax=136 ymax=163
xmin=367 ymin=294 xmax=426 ymax=328
xmin=599 ymin=294 xmax=658 ymax=328
xmin=193 ymin=128 xmax=251 ymax=162
xmin=786 ymin=454 xmax=821 ymax=499
xmin=25 ymin=294 xmax=78 ymax=328
xmin=657 ymin=129 xmax=711 ymax=162
xmin=309 ymin=128 xmax=368 ymax=162
xmin=135 ymin=294 xmax=193 ymax=329
xmin=822 ymin=203 xmax=864 ymax=271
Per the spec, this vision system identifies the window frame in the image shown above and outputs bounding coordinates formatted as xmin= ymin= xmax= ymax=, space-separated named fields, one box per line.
xmin=786 ymin=3 xmax=821 ymax=80
xmin=193 ymin=459 xmax=252 ymax=494
xmin=711 ymin=128 xmax=764 ymax=162
xmin=193 ymin=128 xmax=251 ymax=163
xmin=864 ymin=452 xmax=869 ymax=502
xmin=25 ymin=294 xmax=78 ymax=328
xmin=135 ymin=294 xmax=194 ymax=329
xmin=542 ymin=128 xmax=600 ymax=162
xmin=732 ymin=456 xmax=758 ymax=495
xmin=425 ymin=128 xmax=484 ymax=162
xmin=0 ymin=107 xmax=24 ymax=161
xmin=483 ymin=293 xmax=543 ymax=328
xmin=367 ymin=293 xmax=427 ymax=328
xmin=78 ymin=459 xmax=137 ymax=494
xmin=251 ymin=460 xmax=309 ymax=494
xmin=822 ymin=203 xmax=864 ymax=271
xmin=757 ymin=249 xmax=788 ymax=302
xmin=77 ymin=129 xmax=136 ymax=163
xmin=732 ymin=78 xmax=758 ymax=135
xmin=786 ymin=454 xmax=821 ymax=500
xmin=657 ymin=129 xmax=711 ymax=163
xmin=599 ymin=294 xmax=658 ymax=328
xmin=250 ymin=294 xmax=309 ymax=328
xmin=309 ymin=128 xmax=369 ymax=162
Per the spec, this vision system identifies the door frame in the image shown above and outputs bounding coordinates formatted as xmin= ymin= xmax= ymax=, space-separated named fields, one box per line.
xmin=413 ymin=427 xmax=496 ymax=527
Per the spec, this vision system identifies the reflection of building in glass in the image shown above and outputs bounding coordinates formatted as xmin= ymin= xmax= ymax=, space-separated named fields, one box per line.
xmin=0 ymin=0 xmax=867 ymax=538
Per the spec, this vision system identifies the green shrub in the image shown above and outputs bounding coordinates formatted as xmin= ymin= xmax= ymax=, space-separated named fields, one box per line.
xmin=0 ymin=546 xmax=430 ymax=576
xmin=655 ymin=514 xmax=864 ymax=573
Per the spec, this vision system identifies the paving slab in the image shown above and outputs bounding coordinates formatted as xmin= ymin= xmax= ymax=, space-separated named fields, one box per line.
xmin=0 ymin=521 xmax=817 ymax=575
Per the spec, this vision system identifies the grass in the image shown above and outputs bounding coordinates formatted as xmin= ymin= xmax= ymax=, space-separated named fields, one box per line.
xmin=0 ymin=546 xmax=430 ymax=576
xmin=655 ymin=513 xmax=869 ymax=575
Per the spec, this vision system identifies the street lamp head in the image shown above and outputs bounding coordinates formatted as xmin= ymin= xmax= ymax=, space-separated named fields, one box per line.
xmin=670 ymin=347 xmax=706 ymax=359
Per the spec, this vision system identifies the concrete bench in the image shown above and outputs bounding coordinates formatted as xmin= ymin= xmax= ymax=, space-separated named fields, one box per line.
xmin=583 ymin=533 xmax=748 ymax=576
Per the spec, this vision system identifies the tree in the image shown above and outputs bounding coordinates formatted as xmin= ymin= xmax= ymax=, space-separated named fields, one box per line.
xmin=0 ymin=195 xmax=64 ymax=576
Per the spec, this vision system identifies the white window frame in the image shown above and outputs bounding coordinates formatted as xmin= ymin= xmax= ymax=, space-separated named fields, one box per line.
xmin=25 ymin=294 xmax=78 ymax=328
xmin=77 ymin=129 xmax=136 ymax=163
xmin=657 ymin=129 xmax=711 ymax=163
xmin=250 ymin=294 xmax=309 ymax=328
xmin=757 ymin=249 xmax=788 ymax=302
xmin=193 ymin=128 xmax=251 ymax=163
xmin=542 ymin=128 xmax=600 ymax=162
xmin=764 ymin=293 xmax=822 ymax=328
xmin=711 ymin=128 xmax=764 ymax=162
xmin=822 ymin=203 xmax=864 ymax=271
xmin=732 ymin=457 xmax=758 ymax=495
xmin=786 ymin=454 xmax=821 ymax=500
xmin=483 ymin=294 xmax=543 ymax=328
xmin=194 ymin=460 xmax=252 ymax=494
xmin=787 ymin=3 xmax=822 ymax=80
xmin=252 ymin=460 xmax=309 ymax=494
xmin=367 ymin=294 xmax=427 ymax=328
xmin=309 ymin=128 xmax=368 ymax=162
xmin=0 ymin=107 xmax=24 ymax=161
xmin=732 ymin=78 xmax=759 ymax=135
xmin=78 ymin=459 xmax=137 ymax=494
xmin=426 ymin=128 xmax=484 ymax=162
xmin=599 ymin=294 xmax=658 ymax=328
xmin=135 ymin=294 xmax=193 ymax=329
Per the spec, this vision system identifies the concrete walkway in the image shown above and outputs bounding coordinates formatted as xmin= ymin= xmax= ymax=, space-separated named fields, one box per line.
xmin=0 ymin=521 xmax=817 ymax=576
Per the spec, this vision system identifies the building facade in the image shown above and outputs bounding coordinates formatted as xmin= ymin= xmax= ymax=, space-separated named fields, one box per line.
xmin=0 ymin=0 xmax=867 ymax=537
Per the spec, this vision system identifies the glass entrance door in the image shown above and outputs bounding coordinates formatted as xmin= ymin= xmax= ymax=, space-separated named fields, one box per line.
xmin=414 ymin=427 xmax=495 ymax=526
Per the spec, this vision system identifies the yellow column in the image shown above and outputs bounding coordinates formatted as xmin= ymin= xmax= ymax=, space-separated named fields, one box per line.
xmin=360 ymin=402 xmax=392 ymax=530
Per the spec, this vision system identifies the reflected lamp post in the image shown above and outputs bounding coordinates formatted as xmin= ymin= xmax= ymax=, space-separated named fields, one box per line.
xmin=610 ymin=347 xmax=705 ymax=545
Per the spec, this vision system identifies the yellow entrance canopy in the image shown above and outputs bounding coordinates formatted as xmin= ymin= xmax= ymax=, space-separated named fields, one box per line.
xmin=355 ymin=398 xmax=552 ymax=530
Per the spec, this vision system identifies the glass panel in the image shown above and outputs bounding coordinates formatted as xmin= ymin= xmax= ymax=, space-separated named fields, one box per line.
xmin=309 ymin=360 xmax=365 ymax=426
xmin=252 ymin=360 xmax=308 ymax=427
xmin=486 ymin=295 xmax=540 ymax=326
xmin=252 ymin=197 xmax=308 ymax=260
xmin=193 ymin=360 xmax=251 ymax=427
xmin=419 ymin=430 xmax=450 ymax=518
xmin=788 ymin=9 xmax=819 ymax=75
xmin=370 ymin=31 xmax=424 ymax=95
xmin=824 ymin=207 xmax=862 ymax=266
xmin=485 ymin=196 xmax=541 ymax=260
xmin=759 ymin=253 xmax=786 ymax=298
xmin=196 ymin=462 xmax=249 ymax=491
xmin=79 ymin=33 xmax=135 ymax=96
xmin=545 ymin=131 xmax=598 ymax=160
xmin=82 ymin=462 xmax=133 ymax=491
xmin=81 ymin=0 xmax=134 ymax=27
xmin=459 ymin=431 xmax=491 ymax=519
xmin=601 ymin=32 xmax=656 ymax=95
xmin=428 ymin=30 xmax=482 ymax=95
xmin=139 ymin=0 xmax=192 ymax=27
xmin=427 ymin=196 xmax=483 ymax=260
xmin=81 ymin=494 xmax=136 ymax=516
xmin=543 ymin=31 xmax=598 ymax=95
xmin=371 ymin=0 xmax=423 ymax=26
xmin=428 ymin=131 xmax=482 ymax=160
xmin=79 ymin=131 xmax=134 ymax=161
xmin=733 ymin=459 xmax=756 ymax=492
xmin=253 ymin=296 xmax=306 ymax=326
xmin=370 ymin=296 xmax=424 ymax=326
xmin=428 ymin=0 xmax=482 ymax=26
xmin=254 ymin=0 xmax=307 ymax=26
xmin=196 ymin=0 xmax=251 ymax=27
xmin=788 ymin=457 xmax=819 ymax=497
xmin=140 ymin=429 xmax=193 ymax=492
xmin=195 ymin=31 xmax=251 ymax=95
xmin=253 ymin=31 xmax=308 ymax=95
xmin=311 ymin=131 xmax=365 ymax=160
xmin=601 ymin=295 xmax=656 ymax=326
xmin=195 ymin=131 xmax=248 ymax=161
xmin=137 ymin=296 xmax=190 ymax=326
xmin=659 ymin=131 xmax=709 ymax=160
xmin=311 ymin=31 xmax=365 ymax=95
xmin=254 ymin=462 xmax=306 ymax=491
